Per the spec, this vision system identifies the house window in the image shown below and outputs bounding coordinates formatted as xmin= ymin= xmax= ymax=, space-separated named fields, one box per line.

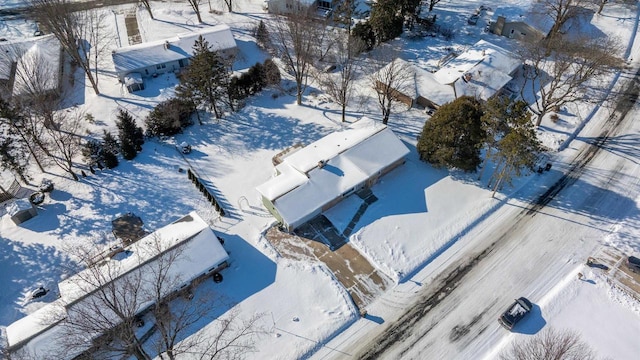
xmin=156 ymin=64 xmax=167 ymax=70
xmin=510 ymin=29 xmax=515 ymax=34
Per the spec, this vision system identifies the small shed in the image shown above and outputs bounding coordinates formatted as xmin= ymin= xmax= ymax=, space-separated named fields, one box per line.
xmin=7 ymin=198 xmax=37 ymax=225
xmin=111 ymin=212 xmax=146 ymax=245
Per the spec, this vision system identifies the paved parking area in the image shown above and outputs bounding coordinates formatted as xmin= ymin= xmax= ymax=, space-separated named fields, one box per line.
xmin=266 ymin=226 xmax=392 ymax=312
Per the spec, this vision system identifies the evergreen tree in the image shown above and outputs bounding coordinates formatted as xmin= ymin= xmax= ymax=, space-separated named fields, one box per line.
xmin=0 ymin=135 xmax=30 ymax=184
xmin=255 ymin=20 xmax=270 ymax=48
xmin=101 ymin=130 xmax=119 ymax=169
xmin=369 ymin=0 xmax=404 ymax=43
xmin=81 ymin=139 xmax=103 ymax=166
xmin=417 ymin=96 xmax=486 ymax=172
xmin=487 ymin=100 xmax=542 ymax=196
xmin=115 ymin=109 xmax=143 ymax=160
xmin=176 ymin=36 xmax=231 ymax=119
xmin=263 ymin=59 xmax=281 ymax=86
xmin=145 ymin=98 xmax=195 ymax=137
xmin=352 ymin=21 xmax=375 ymax=51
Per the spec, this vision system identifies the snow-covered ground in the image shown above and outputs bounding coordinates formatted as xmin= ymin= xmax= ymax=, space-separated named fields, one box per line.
xmin=1 ymin=0 xmax=640 ymax=359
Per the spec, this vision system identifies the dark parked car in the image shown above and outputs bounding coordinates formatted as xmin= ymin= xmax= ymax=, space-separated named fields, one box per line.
xmin=468 ymin=14 xmax=479 ymax=25
xmin=627 ymin=256 xmax=640 ymax=273
xmin=30 ymin=286 xmax=48 ymax=300
xmin=498 ymin=297 xmax=532 ymax=330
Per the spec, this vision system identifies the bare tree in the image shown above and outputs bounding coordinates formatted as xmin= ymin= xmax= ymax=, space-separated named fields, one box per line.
xmin=319 ymin=36 xmax=365 ymax=122
xmin=56 ymin=235 xmax=262 ymax=360
xmin=535 ymin=0 xmax=593 ymax=39
xmin=191 ymin=310 xmax=264 ymax=360
xmin=369 ymin=56 xmax=413 ymax=124
xmin=30 ymin=0 xmax=103 ymax=95
xmin=3 ymin=38 xmax=63 ymax=132
xmin=187 ymin=0 xmax=204 ymax=23
xmin=221 ymin=0 xmax=233 ymax=12
xmin=45 ymin=109 xmax=85 ymax=180
xmin=83 ymin=10 xmax=111 ymax=89
xmin=270 ymin=9 xmax=319 ymax=105
xmin=520 ymin=36 xmax=622 ymax=126
xmin=57 ymin=240 xmax=152 ymax=360
xmin=140 ymin=0 xmax=154 ymax=19
xmin=499 ymin=327 xmax=599 ymax=360
xmin=428 ymin=0 xmax=441 ymax=11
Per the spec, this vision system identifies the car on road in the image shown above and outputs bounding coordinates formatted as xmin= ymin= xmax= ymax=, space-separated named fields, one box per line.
xmin=498 ymin=297 xmax=532 ymax=330
xmin=468 ymin=14 xmax=480 ymax=25
xmin=627 ymin=256 xmax=640 ymax=273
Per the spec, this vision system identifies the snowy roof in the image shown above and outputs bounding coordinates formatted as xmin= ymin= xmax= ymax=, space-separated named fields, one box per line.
xmin=124 ymin=72 xmax=143 ymax=86
xmin=256 ymin=118 xmax=409 ymax=229
xmin=6 ymin=198 xmax=33 ymax=216
xmin=413 ymin=63 xmax=456 ymax=106
xmin=434 ymin=40 xmax=520 ymax=86
xmin=111 ymin=24 xmax=236 ymax=75
xmin=379 ymin=59 xmax=455 ymax=107
xmin=491 ymin=4 xmax=553 ymax=35
xmin=6 ymin=211 xmax=229 ymax=355
xmin=0 ymin=35 xmax=61 ymax=96
xmin=454 ymin=61 xmax=514 ymax=100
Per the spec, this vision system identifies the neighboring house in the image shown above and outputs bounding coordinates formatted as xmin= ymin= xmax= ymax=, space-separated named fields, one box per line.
xmin=256 ymin=118 xmax=410 ymax=231
xmin=0 ymin=34 xmax=63 ymax=100
xmin=435 ymin=40 xmax=521 ymax=101
xmin=377 ymin=40 xmax=520 ymax=110
xmin=488 ymin=5 xmax=553 ymax=41
xmin=5 ymin=211 xmax=229 ymax=358
xmin=267 ymin=0 xmax=335 ymax=17
xmin=374 ymin=58 xmax=456 ymax=110
xmin=112 ymin=25 xmax=237 ymax=92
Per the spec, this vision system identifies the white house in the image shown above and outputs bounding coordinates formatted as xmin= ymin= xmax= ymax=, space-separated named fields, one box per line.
xmin=256 ymin=118 xmax=410 ymax=231
xmin=0 ymin=34 xmax=63 ymax=100
xmin=111 ymin=25 xmax=237 ymax=92
xmin=5 ymin=211 xmax=229 ymax=358
xmin=374 ymin=58 xmax=456 ymax=109
xmin=376 ymin=40 xmax=520 ymax=110
xmin=434 ymin=40 xmax=521 ymax=100
xmin=267 ymin=0 xmax=335 ymax=17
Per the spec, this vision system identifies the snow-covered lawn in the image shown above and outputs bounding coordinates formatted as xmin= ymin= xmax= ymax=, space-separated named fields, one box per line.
xmin=1 ymin=0 xmax=640 ymax=358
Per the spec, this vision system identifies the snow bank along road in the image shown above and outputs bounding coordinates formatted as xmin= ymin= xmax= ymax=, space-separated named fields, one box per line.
xmin=353 ymin=69 xmax=640 ymax=359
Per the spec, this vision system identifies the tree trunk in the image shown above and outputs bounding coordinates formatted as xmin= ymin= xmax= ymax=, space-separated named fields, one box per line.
xmin=296 ymin=85 xmax=303 ymax=105
xmin=535 ymin=112 xmax=544 ymax=126
xmin=598 ymin=0 xmax=606 ymax=14
xmin=477 ymin=147 xmax=492 ymax=181
xmin=195 ymin=11 xmax=203 ymax=24
xmin=86 ymin=69 xmax=100 ymax=95
xmin=341 ymin=103 xmax=346 ymax=122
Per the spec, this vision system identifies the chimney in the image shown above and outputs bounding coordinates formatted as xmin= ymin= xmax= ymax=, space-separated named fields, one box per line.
xmin=318 ymin=160 xmax=326 ymax=168
xmin=463 ymin=73 xmax=472 ymax=82
xmin=164 ymin=41 xmax=170 ymax=50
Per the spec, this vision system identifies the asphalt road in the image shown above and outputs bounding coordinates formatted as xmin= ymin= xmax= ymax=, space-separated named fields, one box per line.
xmin=352 ymin=71 xmax=640 ymax=358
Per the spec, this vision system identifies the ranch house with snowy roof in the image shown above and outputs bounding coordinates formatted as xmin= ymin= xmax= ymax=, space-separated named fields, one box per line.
xmin=377 ymin=40 xmax=520 ymax=111
xmin=5 ymin=211 xmax=229 ymax=358
xmin=256 ymin=118 xmax=410 ymax=231
xmin=111 ymin=25 xmax=237 ymax=92
xmin=434 ymin=40 xmax=521 ymax=101
xmin=0 ymin=34 xmax=63 ymax=100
